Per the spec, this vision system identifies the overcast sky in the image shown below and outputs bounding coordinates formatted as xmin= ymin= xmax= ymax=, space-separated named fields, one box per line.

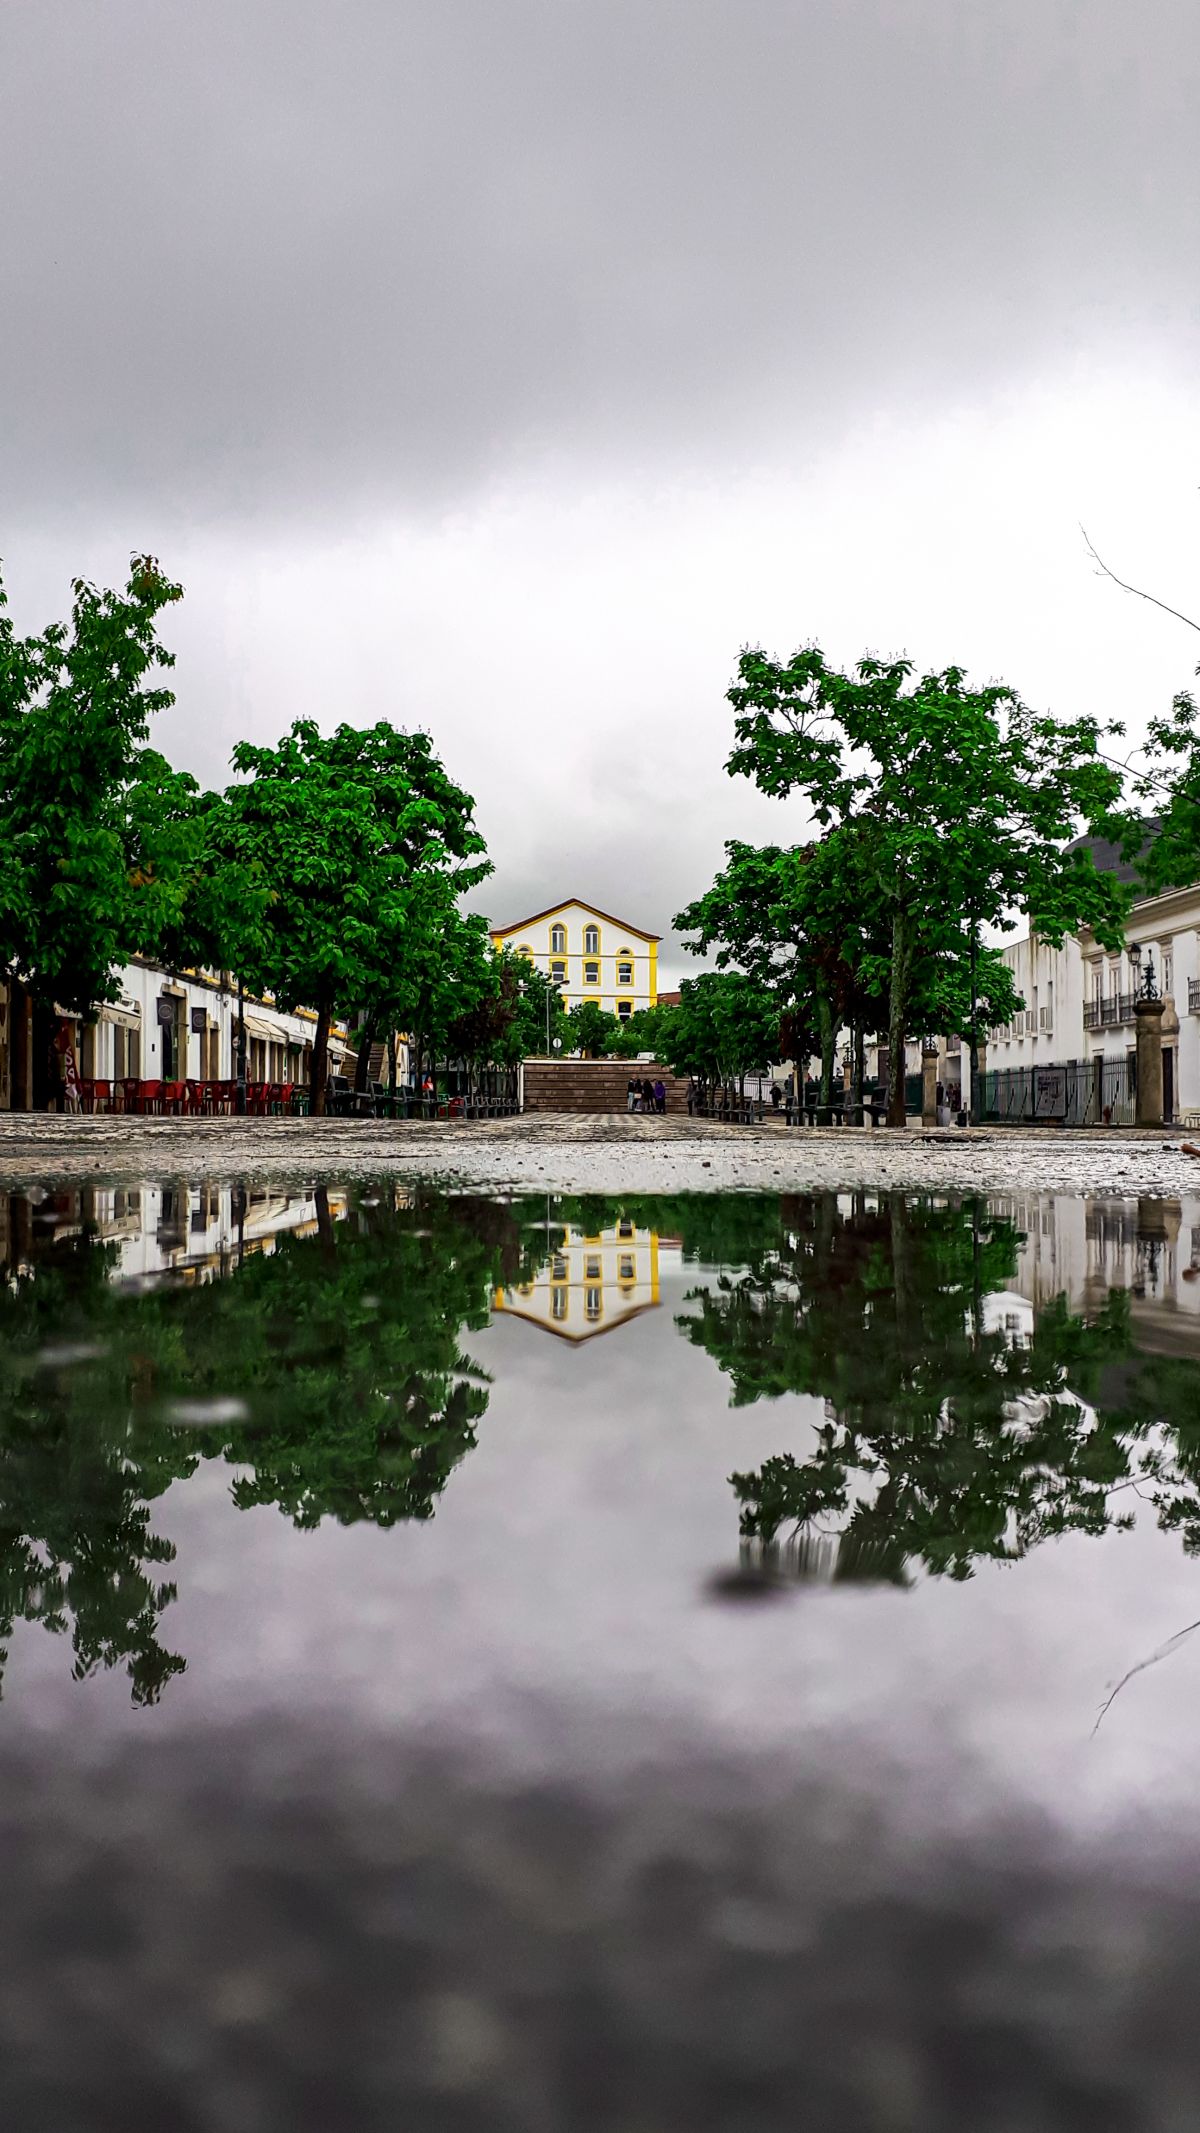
xmin=3 ymin=0 xmax=1199 ymax=980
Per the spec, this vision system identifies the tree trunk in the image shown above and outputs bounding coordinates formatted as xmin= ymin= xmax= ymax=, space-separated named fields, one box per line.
xmin=886 ymin=909 xmax=911 ymax=1129
xmin=9 ymin=982 xmax=32 ymax=1113
xmin=310 ymin=997 xmax=332 ymax=1116
xmin=817 ymin=987 xmax=835 ymax=1110
xmin=31 ymin=1001 xmax=56 ymax=1113
xmin=968 ymin=922 xmax=979 ymax=1124
xmin=354 ymin=1012 xmax=376 ymax=1094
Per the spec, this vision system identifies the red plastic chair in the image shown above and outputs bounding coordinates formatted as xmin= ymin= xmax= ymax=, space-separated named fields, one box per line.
xmin=89 ymin=1079 xmax=112 ymax=1114
xmin=136 ymin=1080 xmax=164 ymax=1115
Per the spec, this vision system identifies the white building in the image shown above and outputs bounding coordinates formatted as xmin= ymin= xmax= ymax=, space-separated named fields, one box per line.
xmin=41 ymin=959 xmax=357 ymax=1097
xmin=489 ymin=898 xmax=659 ymax=1022
xmin=984 ymin=873 xmax=1193 ymax=1122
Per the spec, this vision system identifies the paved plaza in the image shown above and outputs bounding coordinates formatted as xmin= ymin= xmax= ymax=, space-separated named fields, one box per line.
xmin=0 ymin=1108 xmax=1196 ymax=1194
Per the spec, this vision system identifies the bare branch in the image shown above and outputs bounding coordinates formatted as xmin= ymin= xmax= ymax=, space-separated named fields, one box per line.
xmin=1092 ymin=1612 xmax=1200 ymax=1736
xmin=1081 ymin=525 xmax=1200 ymax=638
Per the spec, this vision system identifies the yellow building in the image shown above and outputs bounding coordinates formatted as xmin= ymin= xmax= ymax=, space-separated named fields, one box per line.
xmin=493 ymin=1220 xmax=663 ymax=1341
xmin=489 ymin=898 xmax=659 ymax=1022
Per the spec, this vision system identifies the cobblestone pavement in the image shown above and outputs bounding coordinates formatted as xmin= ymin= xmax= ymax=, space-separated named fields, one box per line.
xmin=0 ymin=1108 xmax=1196 ymax=1193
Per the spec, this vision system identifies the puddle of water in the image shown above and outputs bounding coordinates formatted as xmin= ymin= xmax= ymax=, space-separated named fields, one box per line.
xmin=0 ymin=1179 xmax=1198 ymax=1760
xmin=6 ymin=1179 xmax=1200 ymax=2122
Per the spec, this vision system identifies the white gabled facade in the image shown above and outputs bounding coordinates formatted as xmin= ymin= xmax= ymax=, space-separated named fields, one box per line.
xmin=489 ymin=898 xmax=660 ymax=1023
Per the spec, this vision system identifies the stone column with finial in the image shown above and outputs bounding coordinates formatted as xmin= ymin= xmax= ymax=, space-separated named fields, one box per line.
xmin=921 ymin=1043 xmax=940 ymax=1126
xmin=1134 ymin=951 xmax=1166 ymax=1127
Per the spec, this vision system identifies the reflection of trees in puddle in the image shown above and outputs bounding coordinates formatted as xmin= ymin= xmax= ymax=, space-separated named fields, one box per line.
xmin=0 ymin=1189 xmax=545 ymax=1704
xmin=11 ymin=1182 xmax=1200 ymax=1704
xmin=669 ymin=1190 xmax=1200 ymax=1585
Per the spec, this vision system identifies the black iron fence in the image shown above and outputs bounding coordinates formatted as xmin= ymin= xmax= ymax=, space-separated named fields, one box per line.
xmin=979 ymin=1056 xmax=1138 ymax=1127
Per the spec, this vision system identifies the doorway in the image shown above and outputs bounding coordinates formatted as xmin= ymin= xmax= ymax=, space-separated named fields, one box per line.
xmin=157 ymin=997 xmax=183 ymax=1080
xmin=1163 ymin=1045 xmax=1175 ymax=1124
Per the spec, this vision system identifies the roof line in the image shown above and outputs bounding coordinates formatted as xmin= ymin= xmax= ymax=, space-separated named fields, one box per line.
xmin=490 ymin=897 xmax=662 ymax=942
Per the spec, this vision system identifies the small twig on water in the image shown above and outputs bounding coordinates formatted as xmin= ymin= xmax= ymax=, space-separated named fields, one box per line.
xmin=1092 ymin=1613 xmax=1200 ymax=1737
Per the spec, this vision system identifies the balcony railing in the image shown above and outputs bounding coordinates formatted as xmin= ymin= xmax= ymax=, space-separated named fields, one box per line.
xmin=1083 ymin=993 xmax=1137 ymax=1030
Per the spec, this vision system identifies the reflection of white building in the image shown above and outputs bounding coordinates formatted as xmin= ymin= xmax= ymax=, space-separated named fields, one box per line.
xmin=995 ymin=1190 xmax=1200 ymax=1358
xmin=494 ymin=1221 xmax=676 ymax=1341
xmin=6 ymin=1183 xmax=350 ymax=1287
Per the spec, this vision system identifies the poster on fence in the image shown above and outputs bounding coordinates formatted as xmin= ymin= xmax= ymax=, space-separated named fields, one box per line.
xmin=1033 ymin=1066 xmax=1067 ymax=1118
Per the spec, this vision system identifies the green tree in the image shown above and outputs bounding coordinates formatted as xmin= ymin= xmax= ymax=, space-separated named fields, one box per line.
xmin=606 ymin=1000 xmax=681 ymax=1061
xmin=568 ymin=999 xmax=619 ymax=1058
xmin=663 ymin=971 xmax=779 ymax=1105
xmin=0 ymin=556 xmax=185 ymax=1087
xmin=226 ymin=719 xmax=490 ymax=1112
xmin=725 ymin=648 xmax=1134 ymax=1124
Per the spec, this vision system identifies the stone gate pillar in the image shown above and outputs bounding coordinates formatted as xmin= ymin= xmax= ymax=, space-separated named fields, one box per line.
xmin=921 ymin=1044 xmax=940 ymax=1126
xmin=1135 ymin=998 xmax=1166 ymax=1127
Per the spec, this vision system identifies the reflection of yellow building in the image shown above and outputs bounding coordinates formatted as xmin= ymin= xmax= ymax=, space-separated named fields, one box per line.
xmin=494 ymin=1221 xmax=661 ymax=1340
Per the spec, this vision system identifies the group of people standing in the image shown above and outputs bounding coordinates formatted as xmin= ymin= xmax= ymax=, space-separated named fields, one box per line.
xmin=627 ymin=1075 xmax=667 ymax=1114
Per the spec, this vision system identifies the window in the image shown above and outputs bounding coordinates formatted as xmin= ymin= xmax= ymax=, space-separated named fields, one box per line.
xmin=584 ymin=925 xmax=599 ymax=954
xmin=585 ymin=1256 xmax=601 ymax=1281
xmin=619 ymin=1254 xmax=635 ymax=1284
xmin=618 ymin=963 xmax=633 ymax=985
xmin=584 ymin=962 xmax=599 ymax=986
xmin=551 ymin=924 xmax=566 ymax=953
xmin=551 ymin=1287 xmax=568 ymax=1321
xmin=1165 ymin=951 xmax=1174 ymax=994
xmin=585 ymin=1287 xmax=602 ymax=1322
xmin=551 ymin=960 xmax=566 ymax=983
xmin=617 ymin=1219 xmax=635 ymax=1240
xmin=617 ymin=1002 xmax=632 ymax=1020
xmin=518 ymin=943 xmax=532 ymax=960
xmin=551 ymin=1255 xmax=567 ymax=1282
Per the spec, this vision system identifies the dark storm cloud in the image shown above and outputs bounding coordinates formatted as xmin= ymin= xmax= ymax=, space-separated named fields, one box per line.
xmin=3 ymin=0 xmax=1197 ymax=528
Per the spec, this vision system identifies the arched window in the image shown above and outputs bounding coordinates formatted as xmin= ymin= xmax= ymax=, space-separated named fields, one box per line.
xmin=584 ymin=924 xmax=599 ymax=955
xmin=518 ymin=944 xmax=532 ymax=960
xmin=551 ymin=923 xmax=566 ymax=953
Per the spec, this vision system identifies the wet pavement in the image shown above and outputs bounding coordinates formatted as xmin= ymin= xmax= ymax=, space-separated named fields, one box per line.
xmin=0 ymin=1107 xmax=1198 ymax=1198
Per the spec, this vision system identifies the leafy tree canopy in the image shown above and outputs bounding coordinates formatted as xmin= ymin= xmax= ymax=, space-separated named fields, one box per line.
xmin=724 ymin=647 xmax=1135 ymax=1121
xmin=226 ymin=719 xmax=490 ymax=1110
xmin=0 ymin=556 xmax=185 ymax=1013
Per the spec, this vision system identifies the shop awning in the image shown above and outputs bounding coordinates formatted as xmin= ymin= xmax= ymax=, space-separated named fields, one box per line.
xmin=99 ymin=1005 xmax=142 ymax=1031
xmin=243 ymin=1015 xmax=289 ymax=1043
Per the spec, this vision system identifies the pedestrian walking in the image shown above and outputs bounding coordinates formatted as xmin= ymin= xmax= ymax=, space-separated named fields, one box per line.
xmin=653 ymin=1077 xmax=666 ymax=1114
xmin=626 ymin=1077 xmax=637 ymax=1112
xmin=640 ymin=1076 xmax=655 ymax=1115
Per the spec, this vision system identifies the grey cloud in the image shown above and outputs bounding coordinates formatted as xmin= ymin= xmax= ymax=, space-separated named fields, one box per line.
xmin=3 ymin=0 xmax=1198 ymax=529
